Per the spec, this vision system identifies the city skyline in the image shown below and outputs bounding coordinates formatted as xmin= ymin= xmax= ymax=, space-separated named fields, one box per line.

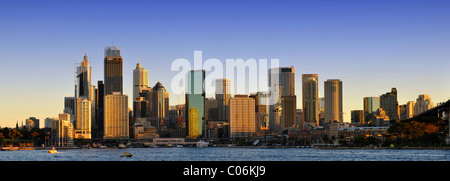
xmin=2 ymin=0 xmax=450 ymax=128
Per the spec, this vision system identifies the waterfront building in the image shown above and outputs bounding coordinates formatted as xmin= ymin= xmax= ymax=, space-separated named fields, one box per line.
xmin=229 ymin=95 xmax=256 ymax=138
xmin=324 ymin=79 xmax=343 ymax=125
xmin=104 ymin=93 xmax=129 ymax=139
xmin=51 ymin=113 xmax=74 ymax=147
xmin=185 ymin=70 xmax=205 ymax=138
xmin=415 ymin=94 xmax=434 ymax=115
xmin=302 ymin=74 xmax=319 ymax=127
xmin=380 ymin=88 xmax=399 ymax=122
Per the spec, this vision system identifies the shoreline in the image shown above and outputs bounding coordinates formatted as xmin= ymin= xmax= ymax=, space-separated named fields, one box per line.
xmin=20 ymin=146 xmax=450 ymax=150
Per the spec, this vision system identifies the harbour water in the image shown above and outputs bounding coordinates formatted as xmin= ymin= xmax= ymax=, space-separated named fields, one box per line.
xmin=1 ymin=147 xmax=449 ymax=161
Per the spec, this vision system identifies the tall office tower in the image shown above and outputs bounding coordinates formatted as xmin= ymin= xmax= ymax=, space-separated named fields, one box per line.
xmin=76 ymin=54 xmax=94 ymax=99
xmin=281 ymin=95 xmax=297 ymax=129
xmin=380 ymin=88 xmax=399 ymax=122
xmin=324 ymin=79 xmax=343 ymax=125
xmin=94 ymin=81 xmax=104 ymax=138
xmin=215 ymin=78 xmax=231 ymax=121
xmin=268 ymin=66 xmax=295 ymax=133
xmin=302 ymin=74 xmax=319 ymax=127
xmin=415 ymin=94 xmax=434 ymax=115
xmin=186 ymin=70 xmax=205 ymax=138
xmin=363 ymin=97 xmax=380 ymax=114
xmin=149 ymin=82 xmax=169 ymax=129
xmin=351 ymin=110 xmax=364 ymax=125
xmin=133 ymin=62 xmax=149 ymax=102
xmin=104 ymin=93 xmax=129 ymax=139
xmin=75 ymin=98 xmax=91 ymax=139
xmin=229 ymin=95 xmax=256 ymax=138
xmin=268 ymin=66 xmax=295 ymax=97
xmin=104 ymin=45 xmax=123 ymax=95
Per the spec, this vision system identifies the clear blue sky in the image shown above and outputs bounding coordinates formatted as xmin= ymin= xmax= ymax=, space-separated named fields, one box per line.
xmin=1 ymin=0 xmax=450 ymax=127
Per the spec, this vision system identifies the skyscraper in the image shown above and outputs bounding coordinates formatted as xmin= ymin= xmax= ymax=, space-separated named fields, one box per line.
xmin=281 ymin=95 xmax=297 ymax=129
xmin=133 ymin=61 xmax=149 ymax=102
xmin=215 ymin=78 xmax=231 ymax=122
xmin=324 ymin=79 xmax=343 ymax=125
xmin=302 ymin=74 xmax=319 ymax=127
xmin=380 ymin=88 xmax=399 ymax=122
xmin=229 ymin=95 xmax=255 ymax=138
xmin=104 ymin=46 xmax=123 ymax=95
xmin=94 ymin=81 xmax=104 ymax=138
xmin=75 ymin=98 xmax=91 ymax=139
xmin=186 ymin=70 xmax=205 ymax=138
xmin=363 ymin=97 xmax=380 ymax=115
xmin=415 ymin=94 xmax=434 ymax=115
xmin=103 ymin=44 xmax=129 ymax=139
xmin=268 ymin=66 xmax=295 ymax=97
xmin=149 ymin=82 xmax=169 ymax=129
xmin=76 ymin=53 xmax=93 ymax=100
xmin=104 ymin=93 xmax=129 ymax=139
xmin=268 ymin=66 xmax=295 ymax=133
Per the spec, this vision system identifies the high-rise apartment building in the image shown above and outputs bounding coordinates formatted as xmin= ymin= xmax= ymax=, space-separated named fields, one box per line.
xmin=324 ymin=79 xmax=343 ymax=124
xmin=229 ymin=95 xmax=256 ymax=138
xmin=302 ymin=74 xmax=319 ymax=127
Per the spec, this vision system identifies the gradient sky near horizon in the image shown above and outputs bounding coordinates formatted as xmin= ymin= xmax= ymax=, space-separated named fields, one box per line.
xmin=1 ymin=0 xmax=450 ymax=128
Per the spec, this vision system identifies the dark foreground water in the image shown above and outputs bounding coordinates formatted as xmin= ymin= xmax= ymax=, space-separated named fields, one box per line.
xmin=1 ymin=147 xmax=449 ymax=161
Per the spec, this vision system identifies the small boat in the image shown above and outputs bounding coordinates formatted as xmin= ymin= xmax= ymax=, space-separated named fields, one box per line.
xmin=120 ymin=152 xmax=133 ymax=157
xmin=118 ymin=144 xmax=127 ymax=149
xmin=48 ymin=147 xmax=57 ymax=154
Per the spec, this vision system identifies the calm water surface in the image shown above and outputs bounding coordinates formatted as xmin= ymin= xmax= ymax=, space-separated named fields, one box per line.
xmin=1 ymin=148 xmax=449 ymax=161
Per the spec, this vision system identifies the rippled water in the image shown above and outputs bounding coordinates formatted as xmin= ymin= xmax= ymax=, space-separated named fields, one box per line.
xmin=1 ymin=148 xmax=449 ymax=161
